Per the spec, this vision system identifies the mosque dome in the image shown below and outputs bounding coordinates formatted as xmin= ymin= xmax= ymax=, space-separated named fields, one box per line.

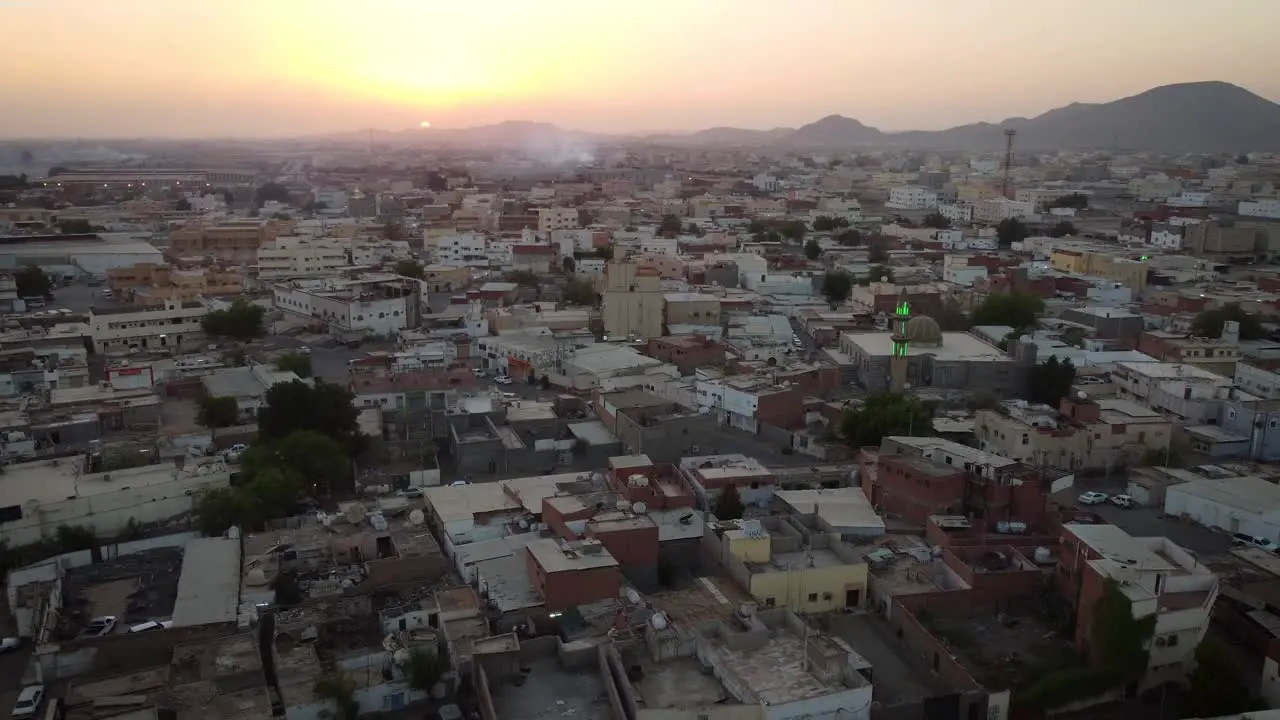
xmin=904 ymin=315 xmax=943 ymax=346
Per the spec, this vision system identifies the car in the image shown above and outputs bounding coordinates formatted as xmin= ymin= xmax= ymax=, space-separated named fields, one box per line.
xmin=84 ymin=616 xmax=117 ymax=637
xmin=472 ymin=369 xmax=486 ymax=378
xmin=128 ymin=620 xmax=173 ymax=633
xmin=494 ymin=376 xmax=513 ymax=385
xmin=0 ymin=637 xmax=19 ymax=652
xmin=12 ymin=685 xmax=43 ymax=718
xmin=449 ymin=480 xmax=470 ymax=487
xmin=397 ymin=487 xmax=424 ymax=499
xmin=1078 ymin=491 xmax=1109 ymax=505
xmin=223 ymin=443 xmax=249 ymax=461
xmin=1231 ymin=533 xmax=1280 ymax=552
xmin=1110 ymin=494 xmax=1135 ymax=509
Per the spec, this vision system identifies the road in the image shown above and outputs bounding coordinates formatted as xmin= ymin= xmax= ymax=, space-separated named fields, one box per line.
xmin=1056 ymin=484 xmax=1232 ymax=555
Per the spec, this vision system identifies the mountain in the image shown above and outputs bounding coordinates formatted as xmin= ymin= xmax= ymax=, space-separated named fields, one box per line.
xmin=782 ymin=82 xmax=1280 ymax=152
xmin=680 ymin=126 xmax=795 ymax=145
xmin=419 ymin=120 xmax=603 ymax=147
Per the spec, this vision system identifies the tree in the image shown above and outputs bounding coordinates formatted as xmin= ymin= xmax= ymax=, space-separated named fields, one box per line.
xmin=394 ymin=260 xmax=425 ymax=279
xmin=867 ymin=238 xmax=889 ymax=263
xmin=195 ymin=487 xmax=247 ymax=536
xmin=244 ymin=430 xmax=349 ymax=497
xmin=685 ymin=222 xmax=704 ymax=237
xmin=253 ymin=182 xmax=290 ymax=207
xmin=996 ymin=218 xmax=1029 ymax=246
xmin=1140 ymin=446 xmax=1184 ymax=468
xmin=57 ymin=218 xmax=94 ymax=234
xmin=198 ymin=395 xmax=240 ymax=428
xmin=1027 ymin=357 xmax=1075 ymax=407
xmin=922 ymin=211 xmax=951 ymax=229
xmin=562 ymin=278 xmax=597 ymax=307
xmin=406 ymin=650 xmax=448 ymax=692
xmin=861 ymin=265 xmax=893 ymax=286
xmin=314 ymin=676 xmax=360 ymax=720
xmin=505 ymin=270 xmax=540 ymax=287
xmin=257 ymin=379 xmax=361 ymax=450
xmin=658 ymin=214 xmax=683 ymax=237
xmin=275 ymin=351 xmax=313 ymax=378
xmin=14 ymin=265 xmax=51 ymax=298
xmin=840 ymin=393 xmax=932 ymax=448
xmin=1048 ymin=193 xmax=1089 ymax=210
xmin=821 ymin=271 xmax=853 ymax=306
xmin=1047 ymin=220 xmax=1077 ymax=238
xmin=813 ymin=215 xmax=850 ymax=232
xmin=561 ymin=256 xmax=576 ymax=273
xmin=971 ymin=291 xmax=1044 ymax=329
xmin=777 ymin=219 xmax=806 ymax=242
xmin=202 ymin=299 xmax=265 ymax=341
xmin=715 ymin=484 xmax=744 ymax=520
xmin=835 ymin=229 xmax=863 ymax=246
xmin=1192 ymin=303 xmax=1264 ymax=340
xmin=595 ymin=244 xmax=615 ymax=260
xmin=222 ymin=189 xmax=235 ymax=206
xmin=175 ymin=197 xmax=192 ymax=212
xmin=1181 ymin=637 xmax=1266 ymax=719
xmin=803 ymin=239 xmax=822 ymax=260
xmin=540 ymin=374 xmax=551 ymax=390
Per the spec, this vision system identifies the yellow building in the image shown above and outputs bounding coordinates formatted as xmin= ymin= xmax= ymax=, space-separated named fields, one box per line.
xmin=107 ymin=263 xmax=243 ymax=304
xmin=1049 ymin=248 xmax=1150 ymax=292
xmin=709 ymin=517 xmax=868 ymax=613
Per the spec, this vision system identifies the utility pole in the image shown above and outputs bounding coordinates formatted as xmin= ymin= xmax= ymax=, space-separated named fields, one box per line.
xmin=1002 ymin=129 xmax=1017 ymax=199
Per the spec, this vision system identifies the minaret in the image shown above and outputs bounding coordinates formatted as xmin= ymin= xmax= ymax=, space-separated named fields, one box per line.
xmin=889 ymin=288 xmax=911 ymax=393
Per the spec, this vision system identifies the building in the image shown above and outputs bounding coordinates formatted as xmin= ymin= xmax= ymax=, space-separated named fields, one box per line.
xmin=89 ymin=298 xmax=207 ymax=354
xmin=886 ymin=186 xmax=939 ymax=210
xmin=840 ymin=318 xmax=1028 ymax=396
xmin=536 ymin=207 xmax=580 ymax=236
xmin=432 ymin=232 xmax=490 ymax=268
xmin=1049 ymin=248 xmax=1150 ymax=293
xmin=201 ymin=364 xmax=305 ymax=420
xmin=509 ymin=244 xmax=556 ymax=274
xmin=524 ymin=537 xmax=621 ymax=611
xmin=602 ymin=261 xmax=665 ymax=340
xmin=106 ymin=262 xmax=243 ymax=303
xmin=1164 ymin=475 xmax=1280 ymax=542
xmin=646 ymin=335 xmax=725 ymax=375
xmin=972 ymin=198 xmax=1035 ymax=223
xmin=1059 ymin=523 xmax=1218 ymax=688
xmin=271 ymin=275 xmax=421 ymax=337
xmin=1182 ymin=220 xmax=1267 ymax=262
xmin=1240 ymin=199 xmax=1280 ymax=220
xmin=257 ymin=236 xmax=349 ymax=277
xmin=168 ymin=218 xmax=288 ymax=264
xmin=0 ymin=233 xmax=165 ymax=277
xmin=664 ymin=292 xmax=721 ymax=327
xmin=705 ymin=516 xmax=870 ymax=612
xmin=694 ymin=373 xmax=804 ymax=433
xmin=975 ymin=396 xmax=1171 ymax=472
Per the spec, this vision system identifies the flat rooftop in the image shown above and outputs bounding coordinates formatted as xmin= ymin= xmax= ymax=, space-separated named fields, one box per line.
xmin=0 ymin=457 xmax=232 ymax=508
xmin=633 ymin=657 xmax=731 ymax=709
xmin=708 ymin=626 xmax=853 ymax=705
xmin=424 ymin=472 xmax=582 ymax=524
xmin=526 ymin=538 xmax=619 ymax=573
xmin=490 ymin=657 xmax=610 ymax=720
xmin=172 ymin=537 xmax=241 ymax=627
xmin=842 ymin=331 xmax=1010 ymax=362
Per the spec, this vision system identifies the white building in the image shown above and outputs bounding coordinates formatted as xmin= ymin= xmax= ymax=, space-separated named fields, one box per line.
xmin=257 ymin=236 xmax=349 ymax=277
xmin=272 ymin=276 xmax=420 ymax=337
xmin=752 ymin=174 xmax=779 ymax=192
xmin=313 ymin=188 xmax=348 ymax=209
xmin=1148 ymin=224 xmax=1184 ymax=250
xmin=1234 ymin=361 xmax=1280 ymax=400
xmin=1167 ymin=191 xmax=1214 ymax=208
xmin=89 ymin=298 xmax=207 ymax=354
xmin=936 ymin=202 xmax=974 ymax=225
xmin=972 ymin=198 xmax=1035 ymax=223
xmin=432 ymin=232 xmax=490 ymax=268
xmin=536 ymin=207 xmax=579 ymax=236
xmin=1165 ymin=476 xmax=1280 ymax=541
xmin=885 ymin=186 xmax=938 ymax=210
xmin=1240 ymin=199 xmax=1280 ymax=220
xmin=942 ymin=257 xmax=987 ymax=287
xmin=351 ymin=239 xmax=413 ymax=266
xmin=422 ymin=473 xmax=581 ymax=555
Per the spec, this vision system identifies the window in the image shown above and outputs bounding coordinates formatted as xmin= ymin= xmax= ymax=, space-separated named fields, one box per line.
xmin=765 ymin=597 xmax=776 ymax=607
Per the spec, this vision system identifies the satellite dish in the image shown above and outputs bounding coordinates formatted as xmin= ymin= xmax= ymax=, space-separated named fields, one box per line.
xmin=633 ymin=502 xmax=647 ymax=514
xmin=408 ymin=509 xmax=425 ymax=526
xmin=1076 ymin=391 xmax=1088 ymax=400
xmin=345 ymin=503 xmax=368 ymax=524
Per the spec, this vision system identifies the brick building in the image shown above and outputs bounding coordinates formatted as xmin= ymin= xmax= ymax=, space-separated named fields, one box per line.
xmin=646 ymin=335 xmax=725 ymax=375
xmin=524 ymin=537 xmax=622 ymax=611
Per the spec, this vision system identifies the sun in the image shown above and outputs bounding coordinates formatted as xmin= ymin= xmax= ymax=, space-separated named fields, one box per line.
xmin=419 ymin=120 xmax=432 ymax=128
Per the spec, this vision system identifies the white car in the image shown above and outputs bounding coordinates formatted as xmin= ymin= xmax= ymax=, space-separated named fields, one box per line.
xmin=223 ymin=443 xmax=249 ymax=462
xmin=84 ymin=616 xmax=117 ymax=637
xmin=128 ymin=620 xmax=174 ymax=633
xmin=494 ymin=376 xmax=513 ymax=385
xmin=1110 ymin=494 xmax=1135 ymax=509
xmin=12 ymin=685 xmax=43 ymax=718
xmin=472 ymin=369 xmax=486 ymax=378
xmin=0 ymin=637 xmax=19 ymax=652
xmin=1078 ymin=491 xmax=1109 ymax=506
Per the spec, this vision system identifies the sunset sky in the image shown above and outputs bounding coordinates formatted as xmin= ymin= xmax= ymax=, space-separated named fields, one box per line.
xmin=2 ymin=0 xmax=1279 ymax=138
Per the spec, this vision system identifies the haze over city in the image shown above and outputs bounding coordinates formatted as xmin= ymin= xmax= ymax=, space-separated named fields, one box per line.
xmin=4 ymin=0 xmax=1280 ymax=138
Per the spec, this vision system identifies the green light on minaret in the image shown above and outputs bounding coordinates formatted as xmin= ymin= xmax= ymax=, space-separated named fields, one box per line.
xmin=892 ymin=301 xmax=911 ymax=357
xmin=896 ymin=301 xmax=911 ymax=317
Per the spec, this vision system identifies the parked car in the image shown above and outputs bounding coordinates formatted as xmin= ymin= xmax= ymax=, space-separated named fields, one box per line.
xmin=472 ymin=369 xmax=486 ymax=378
xmin=1078 ymin=491 xmax=1109 ymax=505
xmin=397 ymin=487 xmax=424 ymax=499
xmin=12 ymin=685 xmax=43 ymax=718
xmin=1110 ymin=494 xmax=1135 ymax=509
xmin=0 ymin=637 xmax=19 ymax=652
xmin=84 ymin=616 xmax=117 ymax=637
xmin=223 ymin=443 xmax=249 ymax=462
xmin=1231 ymin=533 xmax=1280 ymax=552
xmin=128 ymin=620 xmax=173 ymax=633
xmin=494 ymin=376 xmax=513 ymax=385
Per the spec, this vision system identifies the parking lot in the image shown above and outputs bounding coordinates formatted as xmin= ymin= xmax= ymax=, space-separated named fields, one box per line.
xmin=1058 ymin=485 xmax=1233 ymax=555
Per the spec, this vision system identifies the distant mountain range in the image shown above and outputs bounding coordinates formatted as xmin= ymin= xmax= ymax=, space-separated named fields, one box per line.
xmin=398 ymin=82 xmax=1280 ymax=153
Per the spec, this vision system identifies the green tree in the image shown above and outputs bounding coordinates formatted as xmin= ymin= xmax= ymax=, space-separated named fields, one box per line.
xmin=971 ymin=291 xmax=1044 ymax=329
xmin=922 ymin=211 xmax=951 ymax=229
xmin=505 ymin=270 xmax=539 ymax=287
xmin=1027 ymin=356 xmax=1076 ymax=407
xmin=57 ymin=218 xmax=94 ymax=234
xmin=406 ymin=649 xmax=448 ymax=692
xmin=821 ymin=271 xmax=853 ymax=306
xmin=254 ymin=182 xmax=291 ymax=207
xmin=562 ymin=278 xmax=597 ymax=307
xmin=195 ymin=487 xmax=246 ymax=535
xmin=861 ymin=265 xmax=893 ymax=286
xmin=1048 ymin=193 xmax=1089 ymax=210
xmin=1192 ymin=303 xmax=1264 ymax=340
xmin=14 ymin=265 xmax=51 ymax=298
xmin=777 ymin=219 xmax=806 ymax=242
xmin=202 ymin=299 xmax=266 ymax=341
xmin=835 ymin=228 xmax=863 ymax=246
xmin=996 ymin=217 xmax=1030 ymax=246
xmin=561 ymin=256 xmax=576 ymax=273
xmin=595 ymin=244 xmax=615 ymax=260
xmin=257 ymin=379 xmax=361 ymax=450
xmin=275 ymin=351 xmax=313 ymax=378
xmin=1141 ymin=446 xmax=1184 ymax=468
xmin=243 ymin=430 xmax=349 ymax=498
xmin=1181 ymin=637 xmax=1266 ymax=719
xmin=658 ymin=214 xmax=683 ymax=237
xmin=715 ymin=484 xmax=745 ymax=520
xmin=394 ymin=260 xmax=425 ymax=279
xmin=867 ymin=238 xmax=889 ymax=263
xmin=813 ymin=216 xmax=837 ymax=232
xmin=175 ymin=197 xmax=192 ymax=212
xmin=840 ymin=393 xmax=932 ymax=448
xmin=803 ymin=239 xmax=822 ymax=260
xmin=198 ymin=395 xmax=240 ymax=428
xmin=1047 ymin=220 xmax=1077 ymax=238
xmin=55 ymin=524 xmax=96 ymax=552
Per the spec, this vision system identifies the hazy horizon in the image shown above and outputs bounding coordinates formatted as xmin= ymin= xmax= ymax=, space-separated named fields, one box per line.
xmin=3 ymin=0 xmax=1280 ymax=139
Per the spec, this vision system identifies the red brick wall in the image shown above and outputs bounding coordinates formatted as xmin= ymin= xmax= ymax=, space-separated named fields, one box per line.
xmin=888 ymin=599 xmax=981 ymax=690
xmin=542 ymin=499 xmax=595 ymax=541
xmin=870 ymin=456 xmax=966 ymax=524
xmin=755 ymin=388 xmax=804 ymax=430
xmin=587 ymin=523 xmax=659 ymax=567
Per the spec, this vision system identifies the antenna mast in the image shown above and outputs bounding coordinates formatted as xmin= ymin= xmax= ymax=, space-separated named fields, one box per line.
xmin=1002 ymin=129 xmax=1017 ymax=199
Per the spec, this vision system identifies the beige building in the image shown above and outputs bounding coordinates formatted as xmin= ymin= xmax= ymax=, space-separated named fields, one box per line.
xmin=602 ymin=261 xmax=664 ymax=340
xmin=419 ymin=264 xmax=470 ymax=293
xmin=167 ymin=218 xmax=290 ymax=264
xmin=1049 ymin=248 xmax=1150 ymax=293
xmin=107 ymin=263 xmax=243 ymax=303
xmin=536 ymin=207 xmax=579 ymax=236
xmin=89 ymin=298 xmax=208 ymax=354
xmin=976 ymin=396 xmax=1171 ymax=472
xmin=663 ymin=292 xmax=720 ymax=327
xmin=257 ymin=236 xmax=349 ymax=278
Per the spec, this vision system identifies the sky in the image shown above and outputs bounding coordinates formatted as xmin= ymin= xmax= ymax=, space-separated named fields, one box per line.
xmin=2 ymin=0 xmax=1280 ymax=138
